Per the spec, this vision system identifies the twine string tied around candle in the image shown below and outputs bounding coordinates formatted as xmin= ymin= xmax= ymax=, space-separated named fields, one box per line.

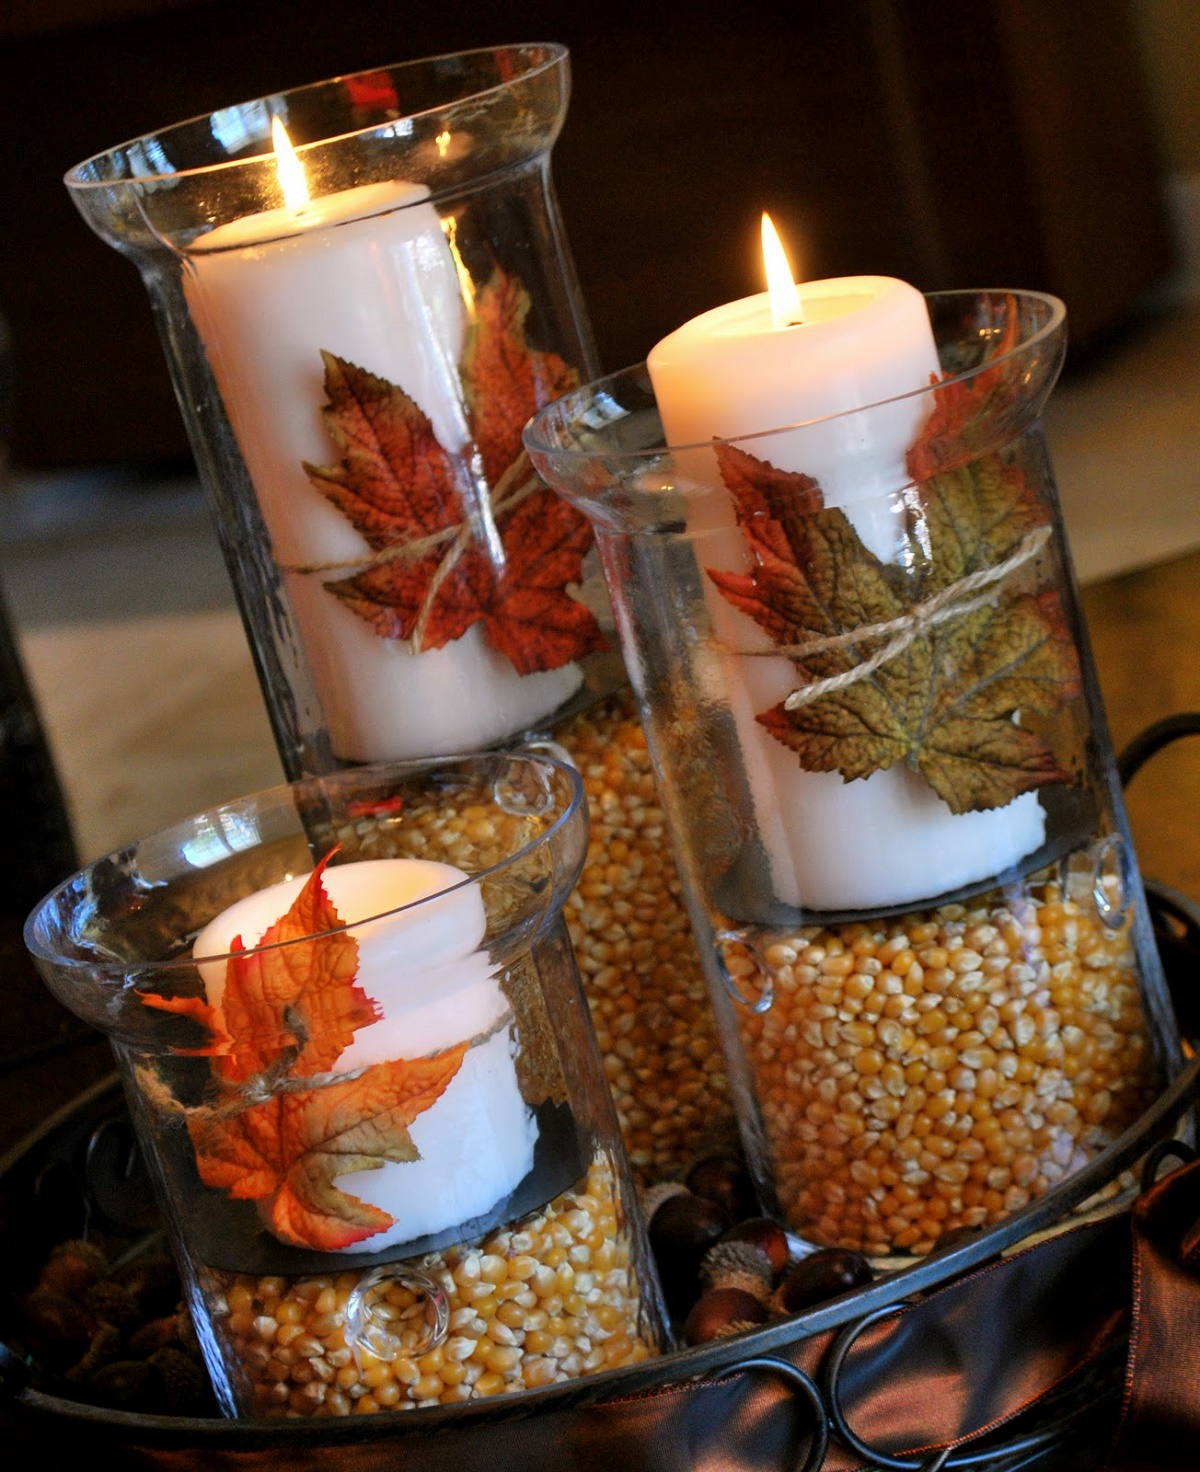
xmin=734 ymin=524 xmax=1052 ymax=712
xmin=284 ymin=452 xmax=542 ymax=654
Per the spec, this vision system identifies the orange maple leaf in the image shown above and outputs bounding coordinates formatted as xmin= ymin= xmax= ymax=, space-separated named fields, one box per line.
xmin=187 ymin=1044 xmax=469 ymax=1250
xmin=143 ymin=858 xmax=475 ymax=1251
xmin=145 ymin=855 xmax=376 ymax=1082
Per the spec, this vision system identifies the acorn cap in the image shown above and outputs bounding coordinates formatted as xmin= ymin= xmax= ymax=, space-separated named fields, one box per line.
xmin=149 ymin=1346 xmax=209 ymax=1413
xmin=700 ymin=1238 xmax=773 ymax=1292
xmin=708 ymin=1268 xmax=772 ymax=1305
xmin=721 ymin=1216 xmax=792 ymax=1277
xmin=640 ymin=1181 xmax=689 ymax=1224
xmin=712 ymin=1317 xmax=766 ymax=1341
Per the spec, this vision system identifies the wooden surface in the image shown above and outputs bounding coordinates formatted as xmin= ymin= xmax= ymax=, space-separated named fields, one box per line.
xmin=1083 ymin=546 xmax=1200 ymax=902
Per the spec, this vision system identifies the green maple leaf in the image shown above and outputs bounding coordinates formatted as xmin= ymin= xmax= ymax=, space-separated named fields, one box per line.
xmin=707 ymin=441 xmax=1082 ymax=815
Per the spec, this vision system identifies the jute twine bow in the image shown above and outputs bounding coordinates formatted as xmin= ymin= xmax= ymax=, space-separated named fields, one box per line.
xmin=734 ymin=524 xmax=1052 ymax=713
xmin=284 ymin=452 xmax=541 ymax=653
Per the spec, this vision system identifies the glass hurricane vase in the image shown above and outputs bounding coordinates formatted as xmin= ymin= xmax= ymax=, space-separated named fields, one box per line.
xmin=65 ymin=44 xmax=606 ymax=776
xmin=527 ymin=290 xmax=1181 ymax=1255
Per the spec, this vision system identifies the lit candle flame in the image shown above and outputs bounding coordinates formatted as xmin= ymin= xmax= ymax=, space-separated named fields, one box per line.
xmin=271 ymin=116 xmax=310 ymax=216
xmin=761 ymin=213 xmax=803 ymax=329
xmin=436 ymin=129 xmax=452 ymax=158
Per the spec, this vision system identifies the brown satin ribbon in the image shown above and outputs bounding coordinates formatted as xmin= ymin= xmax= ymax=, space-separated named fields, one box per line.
xmin=1106 ymin=1155 xmax=1200 ymax=1472
xmin=3 ymin=1214 xmax=1132 ymax=1470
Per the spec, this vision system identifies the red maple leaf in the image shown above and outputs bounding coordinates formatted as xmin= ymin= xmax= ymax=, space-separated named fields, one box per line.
xmin=328 ymin=476 xmax=604 ymax=673
xmin=304 ymin=351 xmax=468 ymax=558
xmin=461 ymin=270 xmax=581 ymax=486
xmin=908 ymin=301 xmax=1022 ymax=481
xmin=302 ymin=268 xmax=604 ymax=673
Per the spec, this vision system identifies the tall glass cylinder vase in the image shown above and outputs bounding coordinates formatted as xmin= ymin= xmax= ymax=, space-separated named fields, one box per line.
xmin=25 ymin=753 xmax=666 ymax=1417
xmin=63 ymin=46 xmax=728 ymax=1186
xmin=528 ymin=290 xmax=1182 ymax=1255
xmin=65 ymin=44 xmax=606 ymax=776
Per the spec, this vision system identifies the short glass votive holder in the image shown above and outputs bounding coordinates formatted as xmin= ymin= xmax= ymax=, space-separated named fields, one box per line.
xmin=25 ymin=754 xmax=665 ymax=1417
xmin=527 ymin=290 xmax=1182 ymax=1256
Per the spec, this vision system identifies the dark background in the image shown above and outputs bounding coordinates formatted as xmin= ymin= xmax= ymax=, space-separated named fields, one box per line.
xmin=0 ymin=0 xmax=1173 ymax=468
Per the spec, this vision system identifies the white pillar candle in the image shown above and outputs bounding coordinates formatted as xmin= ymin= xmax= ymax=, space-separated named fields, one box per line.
xmin=647 ymin=257 xmax=1044 ymax=913
xmin=183 ymin=135 xmax=581 ymax=763
xmin=194 ymin=857 xmax=537 ymax=1251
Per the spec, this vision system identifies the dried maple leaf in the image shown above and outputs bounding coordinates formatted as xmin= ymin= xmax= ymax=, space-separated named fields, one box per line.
xmin=328 ymin=474 xmax=604 ymax=673
xmin=908 ymin=303 xmax=1021 ymax=480
xmin=708 ymin=439 xmax=1082 ymax=814
xmin=303 ymin=352 xmax=468 ymax=558
xmin=144 ymin=855 xmax=375 ymax=1083
xmin=145 ymin=858 xmax=472 ymax=1250
xmin=187 ymin=1043 xmax=468 ymax=1250
xmin=301 ymin=267 xmax=604 ymax=672
xmin=461 ymin=270 xmax=581 ymax=487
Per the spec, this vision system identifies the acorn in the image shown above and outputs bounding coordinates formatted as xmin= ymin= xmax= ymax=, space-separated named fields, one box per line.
xmin=114 ymin=1252 xmax=180 ymax=1319
xmin=175 ymin=1305 xmax=201 ymax=1356
xmin=684 ymin=1287 xmax=769 ymax=1346
xmin=649 ymin=1192 xmax=729 ymax=1318
xmin=87 ymin=1359 xmax=163 ymax=1413
xmin=777 ymin=1249 xmax=874 ymax=1315
xmin=639 ymin=1181 xmax=688 ymax=1225
xmin=64 ymin=1322 xmax=122 ymax=1385
xmin=127 ymin=1314 xmax=182 ymax=1358
xmin=721 ymin=1217 xmax=791 ymax=1277
xmin=149 ymin=1346 xmax=210 ymax=1414
xmin=84 ymin=1278 xmax=141 ymax=1328
xmin=685 ymin=1153 xmax=757 ymax=1223
xmin=17 ymin=1291 xmax=93 ymax=1365
xmin=35 ymin=1240 xmax=108 ymax=1300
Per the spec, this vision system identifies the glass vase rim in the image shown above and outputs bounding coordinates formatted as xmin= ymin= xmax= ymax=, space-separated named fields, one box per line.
xmin=24 ymin=749 xmax=585 ymax=979
xmin=63 ymin=41 xmax=568 ymax=192
xmin=523 ymin=287 xmax=1067 ymax=464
